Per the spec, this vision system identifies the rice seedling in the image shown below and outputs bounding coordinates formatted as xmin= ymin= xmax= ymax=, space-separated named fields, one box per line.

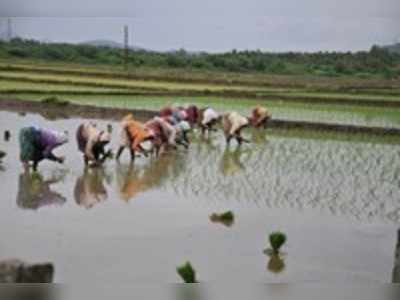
xmin=176 ymin=261 xmax=197 ymax=283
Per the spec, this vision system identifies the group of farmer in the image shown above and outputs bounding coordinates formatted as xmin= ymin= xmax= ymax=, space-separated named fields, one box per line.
xmin=17 ymin=105 xmax=271 ymax=171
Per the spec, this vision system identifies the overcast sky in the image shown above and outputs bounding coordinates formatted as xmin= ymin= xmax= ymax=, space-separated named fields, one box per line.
xmin=1 ymin=0 xmax=399 ymax=52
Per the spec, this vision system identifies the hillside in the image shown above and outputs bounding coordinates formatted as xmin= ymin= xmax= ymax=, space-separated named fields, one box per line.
xmin=81 ymin=39 xmax=144 ymax=51
xmin=384 ymin=43 xmax=400 ymax=54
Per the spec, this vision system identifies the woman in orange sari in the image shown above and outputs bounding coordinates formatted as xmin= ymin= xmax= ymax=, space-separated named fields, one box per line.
xmin=116 ymin=114 xmax=155 ymax=162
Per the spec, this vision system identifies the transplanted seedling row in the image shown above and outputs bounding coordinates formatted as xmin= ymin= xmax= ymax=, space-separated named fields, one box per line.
xmin=177 ymin=211 xmax=287 ymax=283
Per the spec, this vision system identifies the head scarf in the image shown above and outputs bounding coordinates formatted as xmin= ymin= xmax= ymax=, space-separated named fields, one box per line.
xmin=98 ymin=131 xmax=111 ymax=143
xmin=175 ymin=121 xmax=191 ymax=132
xmin=51 ymin=130 xmax=69 ymax=146
xmin=224 ymin=112 xmax=249 ymax=136
xmin=202 ymin=108 xmax=219 ymax=126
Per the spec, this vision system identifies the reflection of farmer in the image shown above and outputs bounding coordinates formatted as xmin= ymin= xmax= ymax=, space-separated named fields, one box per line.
xmin=0 ymin=150 xmax=5 ymax=161
xmin=19 ymin=127 xmax=68 ymax=171
xmin=116 ymin=154 xmax=179 ymax=201
xmin=74 ymin=167 xmax=108 ymax=209
xmin=116 ymin=164 xmax=150 ymax=201
xmin=393 ymin=229 xmax=400 ymax=283
xmin=16 ymin=171 xmax=66 ymax=210
xmin=220 ymin=148 xmax=245 ymax=176
xmin=251 ymin=128 xmax=268 ymax=144
xmin=76 ymin=122 xmax=111 ymax=166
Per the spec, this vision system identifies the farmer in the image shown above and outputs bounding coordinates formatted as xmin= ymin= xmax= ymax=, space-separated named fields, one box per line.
xmin=145 ymin=117 xmax=191 ymax=156
xmin=116 ymin=114 xmax=155 ymax=162
xmin=200 ymin=107 xmax=220 ymax=135
xmin=222 ymin=111 xmax=250 ymax=146
xmin=249 ymin=106 xmax=272 ymax=128
xmin=159 ymin=106 xmax=174 ymax=118
xmin=76 ymin=122 xmax=112 ymax=166
xmin=174 ymin=120 xmax=191 ymax=148
xmin=19 ymin=127 xmax=68 ymax=171
xmin=159 ymin=105 xmax=188 ymax=125
xmin=185 ymin=105 xmax=200 ymax=126
xmin=145 ymin=116 xmax=177 ymax=156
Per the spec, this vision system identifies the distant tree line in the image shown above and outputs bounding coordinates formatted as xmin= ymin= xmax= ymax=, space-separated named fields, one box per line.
xmin=1 ymin=38 xmax=399 ymax=78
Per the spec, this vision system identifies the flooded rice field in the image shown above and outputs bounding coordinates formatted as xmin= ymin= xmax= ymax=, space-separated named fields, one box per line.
xmin=12 ymin=94 xmax=400 ymax=129
xmin=0 ymin=110 xmax=399 ymax=283
xmin=74 ymin=96 xmax=400 ymax=129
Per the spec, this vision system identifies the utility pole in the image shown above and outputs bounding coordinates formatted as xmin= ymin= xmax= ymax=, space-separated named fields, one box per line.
xmin=124 ymin=25 xmax=129 ymax=71
xmin=7 ymin=18 xmax=12 ymax=41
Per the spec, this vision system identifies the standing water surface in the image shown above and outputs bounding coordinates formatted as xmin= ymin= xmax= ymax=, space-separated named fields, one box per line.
xmin=0 ymin=110 xmax=399 ymax=283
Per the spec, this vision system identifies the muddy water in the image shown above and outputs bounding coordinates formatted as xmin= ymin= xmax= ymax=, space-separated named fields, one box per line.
xmin=0 ymin=110 xmax=399 ymax=283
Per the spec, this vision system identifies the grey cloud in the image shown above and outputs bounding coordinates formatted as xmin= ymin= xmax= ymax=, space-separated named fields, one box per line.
xmin=0 ymin=1 xmax=399 ymax=52
xmin=1 ymin=0 xmax=399 ymax=18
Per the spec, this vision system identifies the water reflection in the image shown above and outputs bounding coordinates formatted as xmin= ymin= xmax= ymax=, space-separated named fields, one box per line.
xmin=173 ymin=286 xmax=204 ymax=300
xmin=74 ymin=167 xmax=109 ymax=209
xmin=4 ymin=130 xmax=11 ymax=142
xmin=393 ymin=229 xmax=400 ymax=283
xmin=251 ymin=128 xmax=269 ymax=144
xmin=7 ymin=113 xmax=400 ymax=223
xmin=220 ymin=148 xmax=246 ymax=176
xmin=0 ymin=259 xmax=54 ymax=283
xmin=209 ymin=212 xmax=235 ymax=227
xmin=16 ymin=171 xmax=66 ymax=210
xmin=116 ymin=152 xmax=184 ymax=201
xmin=267 ymin=253 xmax=286 ymax=274
xmin=173 ymin=136 xmax=400 ymax=223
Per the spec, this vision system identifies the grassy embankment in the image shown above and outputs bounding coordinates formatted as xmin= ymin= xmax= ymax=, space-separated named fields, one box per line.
xmin=0 ymin=59 xmax=400 ymax=127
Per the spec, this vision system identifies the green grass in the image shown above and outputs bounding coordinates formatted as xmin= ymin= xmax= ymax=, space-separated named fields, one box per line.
xmin=0 ymin=71 xmax=275 ymax=93
xmin=1 ymin=58 xmax=400 ymax=91
xmin=1 ymin=59 xmax=400 ymax=129
xmin=3 ymin=93 xmax=400 ymax=128
xmin=0 ymin=79 xmax=133 ymax=93
xmin=1 ymin=67 xmax=400 ymax=105
xmin=268 ymin=91 xmax=400 ymax=101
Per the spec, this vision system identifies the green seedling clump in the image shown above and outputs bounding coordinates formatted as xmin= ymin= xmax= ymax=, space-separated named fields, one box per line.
xmin=269 ymin=232 xmax=287 ymax=254
xmin=209 ymin=211 xmax=235 ymax=227
xmin=41 ymin=96 xmax=70 ymax=106
xmin=217 ymin=211 xmax=234 ymax=222
xmin=177 ymin=261 xmax=197 ymax=283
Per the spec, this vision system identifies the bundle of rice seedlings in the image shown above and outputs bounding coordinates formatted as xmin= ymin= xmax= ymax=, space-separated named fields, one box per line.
xmin=209 ymin=211 xmax=235 ymax=227
xmin=176 ymin=261 xmax=197 ymax=283
xmin=269 ymin=232 xmax=287 ymax=254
